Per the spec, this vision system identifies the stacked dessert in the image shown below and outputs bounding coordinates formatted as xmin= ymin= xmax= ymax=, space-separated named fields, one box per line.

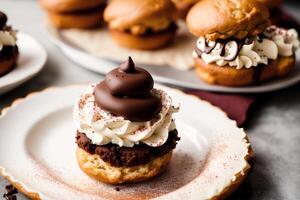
xmin=73 ymin=57 xmax=180 ymax=184
xmin=40 ymin=0 xmax=106 ymax=29
xmin=0 ymin=11 xmax=18 ymax=77
xmin=104 ymin=0 xmax=178 ymax=50
xmin=187 ymin=0 xmax=299 ymax=86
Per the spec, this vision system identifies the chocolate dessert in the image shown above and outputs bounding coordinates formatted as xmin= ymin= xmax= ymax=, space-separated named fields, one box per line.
xmin=74 ymin=57 xmax=180 ymax=184
xmin=0 ymin=11 xmax=18 ymax=76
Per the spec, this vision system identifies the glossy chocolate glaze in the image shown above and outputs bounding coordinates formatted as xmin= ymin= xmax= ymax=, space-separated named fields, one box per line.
xmin=195 ymin=37 xmax=256 ymax=62
xmin=94 ymin=57 xmax=162 ymax=122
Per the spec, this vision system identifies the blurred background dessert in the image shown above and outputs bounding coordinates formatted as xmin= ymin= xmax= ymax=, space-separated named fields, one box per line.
xmin=187 ymin=0 xmax=299 ymax=86
xmin=39 ymin=0 xmax=106 ymax=29
xmin=104 ymin=0 xmax=178 ymax=50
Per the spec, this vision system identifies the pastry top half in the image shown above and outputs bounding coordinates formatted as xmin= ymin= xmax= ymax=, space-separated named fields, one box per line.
xmin=187 ymin=0 xmax=270 ymax=40
xmin=104 ymin=0 xmax=178 ymax=35
xmin=39 ymin=0 xmax=106 ymax=13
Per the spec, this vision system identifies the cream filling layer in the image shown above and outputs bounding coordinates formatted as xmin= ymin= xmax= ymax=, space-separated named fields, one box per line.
xmin=0 ymin=29 xmax=17 ymax=51
xmin=193 ymin=26 xmax=300 ymax=69
xmin=73 ymin=84 xmax=179 ymax=148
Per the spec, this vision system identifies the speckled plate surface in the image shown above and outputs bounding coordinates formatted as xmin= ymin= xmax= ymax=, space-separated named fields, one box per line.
xmin=0 ymin=85 xmax=251 ymax=200
xmin=0 ymin=33 xmax=47 ymax=95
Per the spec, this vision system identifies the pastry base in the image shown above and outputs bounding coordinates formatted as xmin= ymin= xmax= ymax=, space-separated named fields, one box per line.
xmin=76 ymin=148 xmax=173 ymax=184
xmin=46 ymin=7 xmax=104 ymax=29
xmin=109 ymin=28 xmax=175 ymax=50
xmin=195 ymin=55 xmax=295 ymax=86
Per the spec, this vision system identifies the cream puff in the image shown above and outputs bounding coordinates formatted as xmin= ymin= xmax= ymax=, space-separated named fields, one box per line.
xmin=73 ymin=57 xmax=180 ymax=184
xmin=104 ymin=0 xmax=178 ymax=50
xmin=0 ymin=11 xmax=18 ymax=77
xmin=187 ymin=0 xmax=299 ymax=86
xmin=40 ymin=0 xmax=106 ymax=29
xmin=171 ymin=0 xmax=199 ymax=19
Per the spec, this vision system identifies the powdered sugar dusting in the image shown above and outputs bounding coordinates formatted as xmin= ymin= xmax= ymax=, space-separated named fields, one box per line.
xmin=24 ymin=120 xmax=207 ymax=200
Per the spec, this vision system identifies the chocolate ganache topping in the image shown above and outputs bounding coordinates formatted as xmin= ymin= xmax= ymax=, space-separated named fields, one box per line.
xmin=0 ymin=11 xmax=8 ymax=29
xmin=195 ymin=37 xmax=254 ymax=62
xmin=94 ymin=57 xmax=162 ymax=122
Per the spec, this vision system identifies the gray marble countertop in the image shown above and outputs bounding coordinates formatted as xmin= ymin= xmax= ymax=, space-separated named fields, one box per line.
xmin=0 ymin=0 xmax=300 ymax=199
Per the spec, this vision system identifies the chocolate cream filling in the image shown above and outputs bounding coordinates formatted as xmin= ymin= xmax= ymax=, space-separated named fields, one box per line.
xmin=0 ymin=46 xmax=19 ymax=62
xmin=194 ymin=35 xmax=277 ymax=83
xmin=76 ymin=130 xmax=180 ymax=167
xmin=194 ymin=37 xmax=256 ymax=62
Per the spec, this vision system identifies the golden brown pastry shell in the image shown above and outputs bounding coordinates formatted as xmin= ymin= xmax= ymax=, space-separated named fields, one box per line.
xmin=187 ymin=0 xmax=270 ymax=40
xmin=76 ymin=148 xmax=173 ymax=185
xmin=194 ymin=55 xmax=295 ymax=86
xmin=104 ymin=0 xmax=177 ymax=32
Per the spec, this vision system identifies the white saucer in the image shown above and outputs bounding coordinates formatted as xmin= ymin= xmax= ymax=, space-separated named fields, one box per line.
xmin=0 ymin=85 xmax=251 ymax=200
xmin=0 ymin=32 xmax=47 ymax=95
xmin=47 ymin=27 xmax=300 ymax=93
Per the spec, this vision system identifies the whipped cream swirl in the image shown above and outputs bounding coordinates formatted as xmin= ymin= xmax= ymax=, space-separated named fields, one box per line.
xmin=73 ymin=84 xmax=178 ymax=148
xmin=0 ymin=27 xmax=17 ymax=51
xmin=193 ymin=25 xmax=300 ymax=69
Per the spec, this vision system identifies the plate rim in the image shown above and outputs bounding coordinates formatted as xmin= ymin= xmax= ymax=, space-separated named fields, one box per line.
xmin=0 ymin=85 xmax=252 ymax=200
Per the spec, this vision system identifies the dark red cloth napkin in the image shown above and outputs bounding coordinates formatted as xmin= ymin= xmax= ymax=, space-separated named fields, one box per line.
xmin=186 ymin=91 xmax=256 ymax=127
xmin=185 ymin=8 xmax=300 ymax=127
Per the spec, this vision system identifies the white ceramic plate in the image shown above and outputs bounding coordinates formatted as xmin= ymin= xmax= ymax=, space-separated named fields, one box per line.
xmin=0 ymin=33 xmax=47 ymax=95
xmin=46 ymin=28 xmax=300 ymax=93
xmin=0 ymin=85 xmax=251 ymax=200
